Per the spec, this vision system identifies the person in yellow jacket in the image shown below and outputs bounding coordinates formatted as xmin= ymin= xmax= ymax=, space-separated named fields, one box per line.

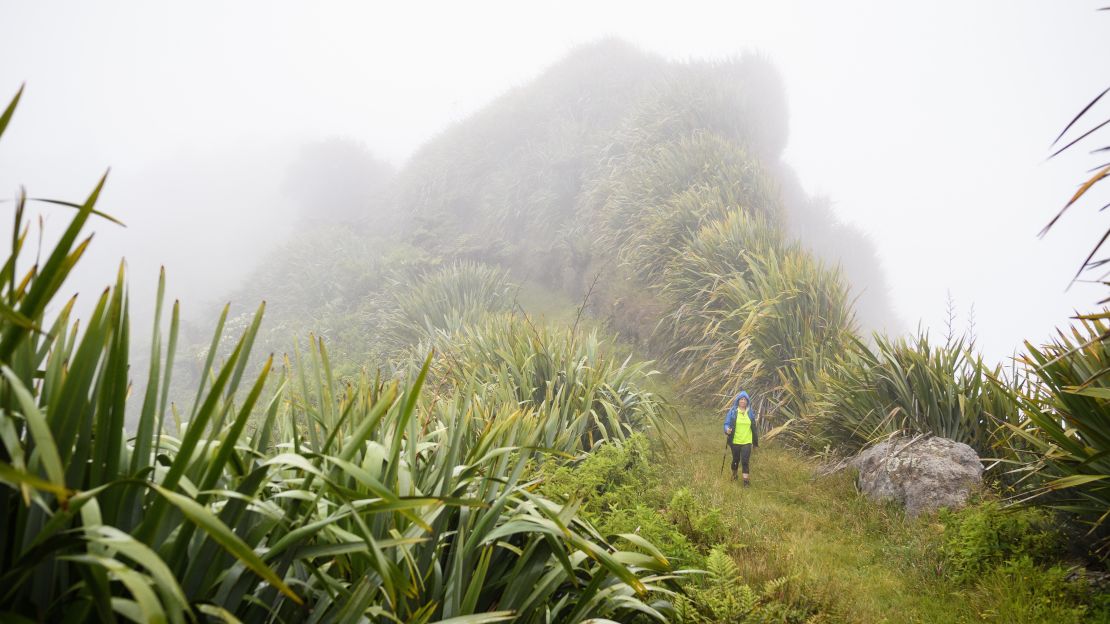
xmin=723 ymin=391 xmax=759 ymax=486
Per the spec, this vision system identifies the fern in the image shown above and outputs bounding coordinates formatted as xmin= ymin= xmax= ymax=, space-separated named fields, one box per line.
xmin=672 ymin=594 xmax=705 ymax=624
xmin=705 ymin=546 xmax=740 ymax=586
xmin=762 ymin=576 xmax=789 ymax=599
xmin=684 ymin=546 xmax=758 ymax=622
xmin=676 ymin=548 xmax=820 ymax=623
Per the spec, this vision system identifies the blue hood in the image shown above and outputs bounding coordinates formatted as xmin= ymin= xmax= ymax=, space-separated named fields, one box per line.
xmin=724 ymin=391 xmax=754 ymax=433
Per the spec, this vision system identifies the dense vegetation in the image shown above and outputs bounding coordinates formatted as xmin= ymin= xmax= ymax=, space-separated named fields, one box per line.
xmin=4 ymin=37 xmax=1110 ymax=623
xmin=0 ymin=92 xmax=680 ymax=622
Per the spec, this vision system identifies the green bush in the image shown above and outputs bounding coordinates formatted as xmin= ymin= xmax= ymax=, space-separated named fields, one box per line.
xmin=426 ymin=313 xmax=675 ymax=451
xmin=940 ymin=501 xmax=1061 ymax=584
xmin=632 ymin=196 xmax=855 ymax=424
xmin=600 ymin=504 xmax=705 ymax=568
xmin=540 ymin=436 xmax=705 ymax=567
xmin=543 ymin=434 xmax=658 ymax=505
xmin=668 ymin=488 xmax=730 ymax=548
xmin=937 ymin=502 xmax=1110 ymax=623
xmin=382 ymin=260 xmax=515 ymax=347
xmin=969 ymin=557 xmax=1104 ymax=624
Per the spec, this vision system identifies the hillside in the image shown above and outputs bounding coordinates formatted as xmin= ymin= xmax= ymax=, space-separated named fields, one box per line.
xmin=218 ymin=40 xmax=895 ymax=377
xmin=3 ymin=39 xmax=1109 ymax=624
xmin=201 ymin=41 xmax=1108 ymax=620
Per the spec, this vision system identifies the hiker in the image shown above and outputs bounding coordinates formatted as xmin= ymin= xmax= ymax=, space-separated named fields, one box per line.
xmin=723 ymin=390 xmax=758 ymax=486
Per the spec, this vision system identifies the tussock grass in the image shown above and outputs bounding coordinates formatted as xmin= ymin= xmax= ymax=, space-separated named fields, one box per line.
xmin=423 ymin=313 xmax=675 ymax=451
xmin=383 ymin=260 xmax=515 ymax=346
xmin=810 ymin=332 xmax=1021 ymax=458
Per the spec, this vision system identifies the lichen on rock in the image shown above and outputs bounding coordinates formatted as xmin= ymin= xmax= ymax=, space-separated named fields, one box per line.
xmin=850 ymin=434 xmax=983 ymax=516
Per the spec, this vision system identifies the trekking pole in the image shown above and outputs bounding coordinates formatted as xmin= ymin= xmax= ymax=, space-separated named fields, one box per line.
xmin=720 ymin=436 xmax=728 ymax=475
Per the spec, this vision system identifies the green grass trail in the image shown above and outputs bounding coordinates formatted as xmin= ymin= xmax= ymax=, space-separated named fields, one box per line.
xmin=519 ymin=292 xmax=986 ymax=621
xmin=657 ymin=401 xmax=977 ymax=623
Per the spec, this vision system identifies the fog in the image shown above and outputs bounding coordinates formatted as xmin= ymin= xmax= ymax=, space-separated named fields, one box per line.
xmin=1 ymin=1 xmax=1107 ymax=361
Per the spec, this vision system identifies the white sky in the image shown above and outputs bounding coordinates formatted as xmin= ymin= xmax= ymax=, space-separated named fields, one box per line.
xmin=1 ymin=0 xmax=1108 ymax=361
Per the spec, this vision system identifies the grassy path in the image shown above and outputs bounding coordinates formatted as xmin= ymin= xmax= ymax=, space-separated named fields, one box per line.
xmin=658 ymin=404 xmax=976 ymax=623
xmin=522 ymin=294 xmax=988 ymax=621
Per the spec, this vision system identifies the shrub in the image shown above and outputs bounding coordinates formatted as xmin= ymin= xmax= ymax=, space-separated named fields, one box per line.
xmin=600 ymin=504 xmax=705 ymax=568
xmin=668 ymin=488 xmax=730 ymax=548
xmin=382 ymin=260 xmax=515 ymax=347
xmin=542 ymin=434 xmax=658 ymax=505
xmin=940 ymin=501 xmax=1061 ymax=584
xmin=662 ymin=232 xmax=856 ymax=423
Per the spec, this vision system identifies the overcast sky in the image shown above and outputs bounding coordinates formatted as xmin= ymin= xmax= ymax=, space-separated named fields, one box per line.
xmin=1 ymin=1 xmax=1107 ymax=361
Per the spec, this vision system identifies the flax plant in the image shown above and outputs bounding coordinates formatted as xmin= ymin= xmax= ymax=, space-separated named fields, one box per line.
xmin=424 ymin=314 xmax=675 ymax=451
xmin=810 ymin=332 xmax=1020 ymax=457
xmin=0 ymin=89 xmax=680 ymax=622
xmin=1003 ymin=313 xmax=1110 ymax=554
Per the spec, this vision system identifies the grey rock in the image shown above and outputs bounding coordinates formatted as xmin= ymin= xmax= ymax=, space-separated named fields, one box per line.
xmin=1066 ymin=567 xmax=1110 ymax=593
xmin=850 ymin=434 xmax=983 ymax=516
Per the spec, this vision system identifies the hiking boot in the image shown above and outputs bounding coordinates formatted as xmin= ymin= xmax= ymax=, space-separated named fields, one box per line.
xmin=730 ymin=470 xmax=738 ymax=481
xmin=743 ymin=479 xmax=751 ymax=487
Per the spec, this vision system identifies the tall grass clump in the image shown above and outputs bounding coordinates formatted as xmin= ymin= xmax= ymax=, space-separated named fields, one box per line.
xmin=654 ymin=208 xmax=856 ymax=423
xmin=383 ymin=260 xmax=515 ymax=346
xmin=0 ymin=156 xmax=297 ymax=619
xmin=0 ymin=90 xmax=681 ymax=622
xmin=1004 ymin=313 xmax=1110 ymax=555
xmin=688 ymin=245 xmax=855 ymax=423
xmin=275 ymin=341 xmax=682 ymax=623
xmin=426 ymin=313 xmax=675 ymax=451
xmin=810 ymin=332 xmax=1020 ymax=457
xmin=584 ymin=133 xmax=781 ymax=285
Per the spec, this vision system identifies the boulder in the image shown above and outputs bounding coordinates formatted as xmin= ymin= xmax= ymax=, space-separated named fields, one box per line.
xmin=850 ymin=434 xmax=983 ymax=516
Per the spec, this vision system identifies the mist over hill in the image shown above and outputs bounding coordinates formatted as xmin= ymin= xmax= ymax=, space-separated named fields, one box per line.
xmin=222 ymin=40 xmax=897 ymax=372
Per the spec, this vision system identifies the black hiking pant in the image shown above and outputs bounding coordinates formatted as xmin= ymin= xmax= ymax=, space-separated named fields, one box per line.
xmin=730 ymin=442 xmax=752 ymax=474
